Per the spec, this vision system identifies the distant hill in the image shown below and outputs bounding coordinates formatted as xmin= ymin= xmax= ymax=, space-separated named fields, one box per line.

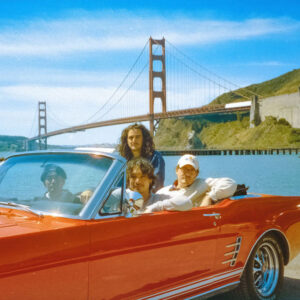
xmin=0 ymin=134 xmax=117 ymax=153
xmin=210 ymin=68 xmax=300 ymax=105
xmin=0 ymin=135 xmax=27 ymax=152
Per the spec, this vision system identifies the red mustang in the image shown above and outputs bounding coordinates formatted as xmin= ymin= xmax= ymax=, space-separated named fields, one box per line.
xmin=0 ymin=150 xmax=299 ymax=300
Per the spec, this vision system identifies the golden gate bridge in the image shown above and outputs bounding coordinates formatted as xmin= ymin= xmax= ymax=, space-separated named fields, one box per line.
xmin=27 ymin=37 xmax=259 ymax=150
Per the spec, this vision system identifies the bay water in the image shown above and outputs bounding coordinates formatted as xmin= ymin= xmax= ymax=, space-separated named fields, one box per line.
xmin=163 ymin=154 xmax=300 ymax=196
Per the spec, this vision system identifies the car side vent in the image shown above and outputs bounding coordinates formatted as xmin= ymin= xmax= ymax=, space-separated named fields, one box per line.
xmin=222 ymin=236 xmax=242 ymax=267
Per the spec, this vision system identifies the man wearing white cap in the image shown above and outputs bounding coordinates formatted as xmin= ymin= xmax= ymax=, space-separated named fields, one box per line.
xmin=144 ymin=154 xmax=237 ymax=213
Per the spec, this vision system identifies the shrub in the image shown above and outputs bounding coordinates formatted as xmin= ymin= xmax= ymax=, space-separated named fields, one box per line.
xmin=278 ymin=118 xmax=291 ymax=127
xmin=288 ymin=129 xmax=300 ymax=143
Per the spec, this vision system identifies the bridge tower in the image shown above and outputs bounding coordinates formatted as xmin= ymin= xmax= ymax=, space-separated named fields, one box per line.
xmin=38 ymin=101 xmax=47 ymax=150
xmin=149 ymin=37 xmax=166 ymax=135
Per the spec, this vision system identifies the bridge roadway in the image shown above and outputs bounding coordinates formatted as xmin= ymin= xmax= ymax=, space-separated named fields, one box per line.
xmin=28 ymin=104 xmax=250 ymax=141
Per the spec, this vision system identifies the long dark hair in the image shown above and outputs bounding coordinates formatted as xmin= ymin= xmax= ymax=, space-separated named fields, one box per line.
xmin=117 ymin=123 xmax=155 ymax=160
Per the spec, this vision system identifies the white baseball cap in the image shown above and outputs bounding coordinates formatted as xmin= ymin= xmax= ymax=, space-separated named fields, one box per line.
xmin=177 ymin=154 xmax=199 ymax=171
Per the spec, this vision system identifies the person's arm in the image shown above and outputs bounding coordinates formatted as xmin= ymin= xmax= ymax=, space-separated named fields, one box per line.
xmin=79 ymin=189 xmax=93 ymax=204
xmin=144 ymin=193 xmax=193 ymax=213
xmin=205 ymin=177 xmax=237 ymax=202
xmin=199 ymin=193 xmax=212 ymax=207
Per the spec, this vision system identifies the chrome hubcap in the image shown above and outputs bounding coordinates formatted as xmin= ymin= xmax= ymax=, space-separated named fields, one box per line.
xmin=253 ymin=242 xmax=279 ymax=297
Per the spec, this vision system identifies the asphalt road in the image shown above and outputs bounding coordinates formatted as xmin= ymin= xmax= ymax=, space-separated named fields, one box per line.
xmin=210 ymin=254 xmax=300 ymax=300
xmin=280 ymin=254 xmax=300 ymax=300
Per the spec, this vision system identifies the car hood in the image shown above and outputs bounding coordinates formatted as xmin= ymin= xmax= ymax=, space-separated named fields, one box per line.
xmin=0 ymin=215 xmax=17 ymax=228
xmin=0 ymin=208 xmax=85 ymax=238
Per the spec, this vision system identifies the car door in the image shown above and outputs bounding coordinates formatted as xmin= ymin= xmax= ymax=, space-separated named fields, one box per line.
xmin=210 ymin=199 xmax=255 ymax=282
xmin=88 ymin=179 xmax=219 ymax=299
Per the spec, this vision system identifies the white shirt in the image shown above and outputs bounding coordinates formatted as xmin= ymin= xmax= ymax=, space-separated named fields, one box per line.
xmin=144 ymin=177 xmax=237 ymax=213
xmin=205 ymin=177 xmax=237 ymax=202
xmin=145 ymin=178 xmax=207 ymax=212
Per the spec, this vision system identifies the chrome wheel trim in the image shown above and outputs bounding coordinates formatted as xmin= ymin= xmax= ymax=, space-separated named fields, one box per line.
xmin=252 ymin=241 xmax=280 ymax=297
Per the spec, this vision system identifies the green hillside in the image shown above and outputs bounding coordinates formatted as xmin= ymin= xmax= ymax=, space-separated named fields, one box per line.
xmin=0 ymin=135 xmax=27 ymax=152
xmin=154 ymin=68 xmax=300 ymax=150
xmin=154 ymin=117 xmax=300 ymax=150
xmin=211 ymin=68 xmax=300 ymax=105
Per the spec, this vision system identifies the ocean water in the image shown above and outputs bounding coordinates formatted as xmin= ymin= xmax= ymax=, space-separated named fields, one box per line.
xmin=163 ymin=154 xmax=300 ymax=196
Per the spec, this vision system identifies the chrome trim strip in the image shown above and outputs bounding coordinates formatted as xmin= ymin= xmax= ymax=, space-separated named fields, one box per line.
xmin=94 ymin=171 xmax=126 ymax=220
xmin=223 ymin=236 xmax=242 ymax=266
xmin=3 ymin=149 xmax=125 ymax=163
xmin=140 ymin=268 xmax=243 ymax=300
xmin=203 ymin=213 xmax=221 ymax=217
xmin=222 ymin=258 xmax=236 ymax=264
xmin=224 ymin=251 xmax=236 ymax=256
xmin=80 ymin=160 xmax=125 ymax=220
xmin=186 ymin=281 xmax=240 ymax=300
xmin=226 ymin=242 xmax=240 ymax=248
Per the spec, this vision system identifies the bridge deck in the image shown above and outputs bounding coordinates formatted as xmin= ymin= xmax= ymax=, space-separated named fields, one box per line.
xmin=28 ymin=105 xmax=250 ymax=141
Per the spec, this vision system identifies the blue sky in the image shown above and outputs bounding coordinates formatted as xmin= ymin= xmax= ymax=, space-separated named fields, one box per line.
xmin=0 ymin=0 xmax=299 ymax=146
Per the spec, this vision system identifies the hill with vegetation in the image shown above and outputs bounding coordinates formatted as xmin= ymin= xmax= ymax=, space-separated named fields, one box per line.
xmin=0 ymin=135 xmax=27 ymax=152
xmin=154 ymin=116 xmax=300 ymax=150
xmin=0 ymin=134 xmax=116 ymax=154
xmin=211 ymin=68 xmax=300 ymax=105
xmin=154 ymin=68 xmax=300 ymax=150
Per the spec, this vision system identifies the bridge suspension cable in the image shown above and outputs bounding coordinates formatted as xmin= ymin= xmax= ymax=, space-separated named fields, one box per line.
xmin=47 ymin=104 xmax=74 ymax=128
xmin=28 ymin=105 xmax=38 ymax=137
xmin=91 ymin=41 xmax=162 ymax=122
xmin=94 ymin=60 xmax=149 ymax=122
xmin=166 ymin=47 xmax=251 ymax=101
xmin=83 ymin=39 xmax=150 ymax=124
xmin=166 ymin=39 xmax=262 ymax=99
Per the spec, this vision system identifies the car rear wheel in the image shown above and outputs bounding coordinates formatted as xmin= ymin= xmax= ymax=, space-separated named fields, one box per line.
xmin=233 ymin=234 xmax=284 ymax=300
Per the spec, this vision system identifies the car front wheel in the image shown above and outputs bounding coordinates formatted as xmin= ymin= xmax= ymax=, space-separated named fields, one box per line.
xmin=233 ymin=234 xmax=284 ymax=300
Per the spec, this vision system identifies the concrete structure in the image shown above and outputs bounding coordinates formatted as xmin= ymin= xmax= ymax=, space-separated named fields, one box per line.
xmin=259 ymin=91 xmax=300 ymax=128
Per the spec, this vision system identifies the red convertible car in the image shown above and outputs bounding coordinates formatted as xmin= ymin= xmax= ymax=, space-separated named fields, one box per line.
xmin=0 ymin=149 xmax=299 ymax=300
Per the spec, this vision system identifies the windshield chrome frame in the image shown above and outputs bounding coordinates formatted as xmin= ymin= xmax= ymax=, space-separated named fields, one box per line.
xmin=80 ymin=159 xmax=126 ymax=220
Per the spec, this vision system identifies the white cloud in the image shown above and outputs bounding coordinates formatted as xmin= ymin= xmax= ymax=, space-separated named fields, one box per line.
xmin=238 ymin=61 xmax=291 ymax=67
xmin=0 ymin=12 xmax=298 ymax=56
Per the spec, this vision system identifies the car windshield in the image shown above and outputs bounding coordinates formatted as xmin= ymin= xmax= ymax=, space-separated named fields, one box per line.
xmin=0 ymin=153 xmax=113 ymax=217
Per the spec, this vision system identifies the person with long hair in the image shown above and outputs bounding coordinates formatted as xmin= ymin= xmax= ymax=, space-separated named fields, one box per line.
xmin=118 ymin=123 xmax=165 ymax=191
